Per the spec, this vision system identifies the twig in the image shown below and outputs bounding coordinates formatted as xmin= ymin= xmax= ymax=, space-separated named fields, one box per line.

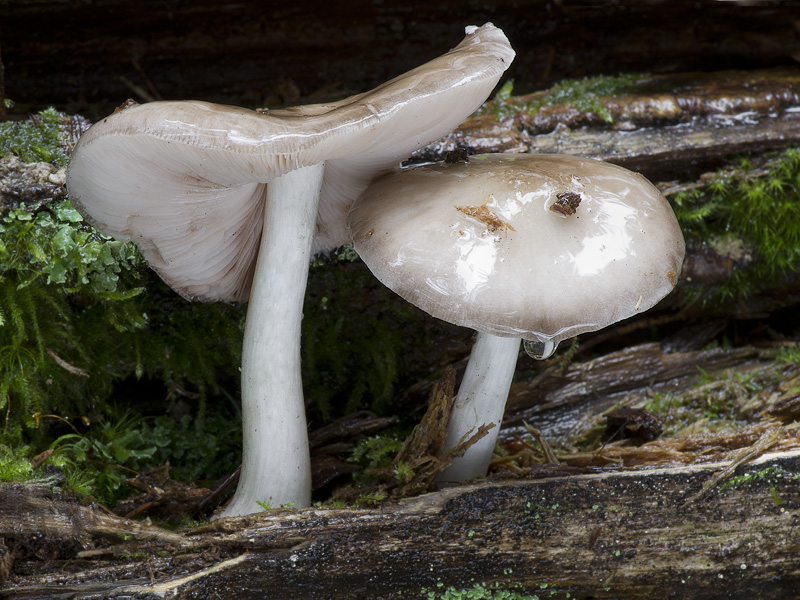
xmin=684 ymin=425 xmax=784 ymax=503
xmin=523 ymin=421 xmax=560 ymax=465
xmin=119 ymin=75 xmax=158 ymax=103
xmin=46 ymin=349 xmax=89 ymax=377
xmin=131 ymin=58 xmax=163 ymax=101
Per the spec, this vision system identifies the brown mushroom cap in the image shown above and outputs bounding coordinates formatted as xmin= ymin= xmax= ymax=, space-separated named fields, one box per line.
xmin=66 ymin=24 xmax=513 ymax=303
xmin=347 ymin=153 xmax=685 ymax=347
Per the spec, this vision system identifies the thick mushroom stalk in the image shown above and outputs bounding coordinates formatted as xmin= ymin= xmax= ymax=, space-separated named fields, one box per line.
xmin=228 ymin=164 xmax=324 ymax=513
xmin=347 ymin=153 xmax=685 ymax=486
xmin=67 ymin=25 xmax=515 ymax=516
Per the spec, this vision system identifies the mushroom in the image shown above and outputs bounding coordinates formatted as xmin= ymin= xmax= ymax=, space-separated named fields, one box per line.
xmin=346 ymin=153 xmax=685 ymax=483
xmin=66 ymin=24 xmax=514 ymax=516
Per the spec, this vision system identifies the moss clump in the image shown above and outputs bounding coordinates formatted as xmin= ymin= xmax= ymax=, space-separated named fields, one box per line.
xmin=0 ymin=107 xmax=70 ymax=164
xmin=347 ymin=433 xmax=405 ymax=486
xmin=1 ymin=109 xmax=149 ymax=432
xmin=673 ymin=148 xmax=800 ymax=306
xmin=0 ymin=199 xmax=146 ymax=424
xmin=777 ymin=345 xmax=800 ymax=364
xmin=418 ymin=583 xmax=546 ymax=600
xmin=525 ymin=73 xmax=650 ymax=122
xmin=0 ymin=110 xmax=246 ymax=504
xmin=487 ymin=73 xmax=652 ymax=123
xmin=0 ymin=442 xmax=34 ymax=481
xmin=303 ymin=246 xmax=442 ymax=422
xmin=718 ymin=466 xmax=799 ymax=493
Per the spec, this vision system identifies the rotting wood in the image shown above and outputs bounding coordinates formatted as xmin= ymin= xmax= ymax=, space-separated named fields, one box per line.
xmin=0 ymin=484 xmax=189 ymax=547
xmin=415 ymin=67 xmax=800 ymax=171
xmin=3 ymin=348 xmax=799 ymax=597
xmin=503 ymin=343 xmax=762 ymax=441
xmin=513 ymin=68 xmax=800 ymax=134
xmin=3 ymin=447 xmax=800 ymax=599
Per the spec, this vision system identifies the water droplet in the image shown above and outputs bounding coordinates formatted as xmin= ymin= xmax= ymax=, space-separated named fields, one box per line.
xmin=523 ymin=337 xmax=558 ymax=360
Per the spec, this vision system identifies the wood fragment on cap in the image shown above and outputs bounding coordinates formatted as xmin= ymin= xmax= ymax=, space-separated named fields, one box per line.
xmin=549 ymin=191 xmax=581 ymax=216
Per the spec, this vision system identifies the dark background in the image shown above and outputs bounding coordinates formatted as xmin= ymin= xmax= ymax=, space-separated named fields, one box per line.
xmin=2 ymin=0 xmax=800 ymax=121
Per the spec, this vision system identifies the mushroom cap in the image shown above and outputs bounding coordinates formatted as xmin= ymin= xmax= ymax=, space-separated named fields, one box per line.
xmin=66 ymin=23 xmax=514 ymax=303
xmin=346 ymin=153 xmax=685 ymax=346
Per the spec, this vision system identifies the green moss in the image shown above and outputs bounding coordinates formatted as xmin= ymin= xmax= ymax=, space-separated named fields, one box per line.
xmin=393 ymin=461 xmax=415 ymax=485
xmin=0 ymin=197 xmax=245 ymax=442
xmin=673 ymin=148 xmax=800 ymax=307
xmin=528 ymin=73 xmax=649 ymax=122
xmin=255 ymin=499 xmax=296 ymax=511
xmin=487 ymin=74 xmax=652 ymax=123
xmin=0 ymin=107 xmax=70 ymax=165
xmin=0 ymin=111 xmax=248 ymax=503
xmin=776 ymin=345 xmax=800 ymax=364
xmin=0 ymin=443 xmax=34 ymax=480
xmin=417 ymin=581 xmax=576 ymax=600
xmin=303 ymin=248 xmax=437 ymax=421
xmin=419 ymin=584 xmax=540 ymax=600
xmin=642 ymin=369 xmax=762 ymax=435
xmin=350 ymin=434 xmax=403 ymax=466
xmin=718 ymin=466 xmax=799 ymax=493
xmin=0 ymin=199 xmax=146 ymax=421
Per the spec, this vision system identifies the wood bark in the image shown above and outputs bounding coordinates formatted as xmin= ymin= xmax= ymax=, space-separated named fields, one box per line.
xmin=3 ymin=445 xmax=800 ymax=599
xmin=3 ymin=1 xmax=800 ymax=120
xmin=418 ymin=67 xmax=800 ymax=174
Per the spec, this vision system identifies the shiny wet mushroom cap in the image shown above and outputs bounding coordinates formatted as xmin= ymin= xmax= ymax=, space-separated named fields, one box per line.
xmin=347 ymin=152 xmax=685 ymax=482
xmin=67 ymin=23 xmax=514 ymax=304
xmin=348 ymin=153 xmax=684 ymax=354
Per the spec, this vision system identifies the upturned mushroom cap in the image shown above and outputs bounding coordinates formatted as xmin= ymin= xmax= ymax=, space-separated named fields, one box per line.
xmin=347 ymin=153 xmax=685 ymax=350
xmin=66 ymin=23 xmax=514 ymax=303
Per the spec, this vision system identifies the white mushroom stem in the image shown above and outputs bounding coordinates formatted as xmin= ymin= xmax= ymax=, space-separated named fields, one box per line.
xmin=436 ymin=332 xmax=521 ymax=484
xmin=221 ymin=163 xmax=325 ymax=516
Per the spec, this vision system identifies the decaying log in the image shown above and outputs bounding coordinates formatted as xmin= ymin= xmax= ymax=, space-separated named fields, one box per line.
xmin=4 ymin=343 xmax=799 ymax=597
xmin=504 ymin=343 xmax=763 ymax=442
xmin=418 ymin=67 xmax=800 ymax=172
xmin=0 ymin=484 xmax=188 ymax=547
xmin=3 ymin=445 xmax=800 ymax=599
xmin=4 ymin=344 xmax=800 ymax=598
